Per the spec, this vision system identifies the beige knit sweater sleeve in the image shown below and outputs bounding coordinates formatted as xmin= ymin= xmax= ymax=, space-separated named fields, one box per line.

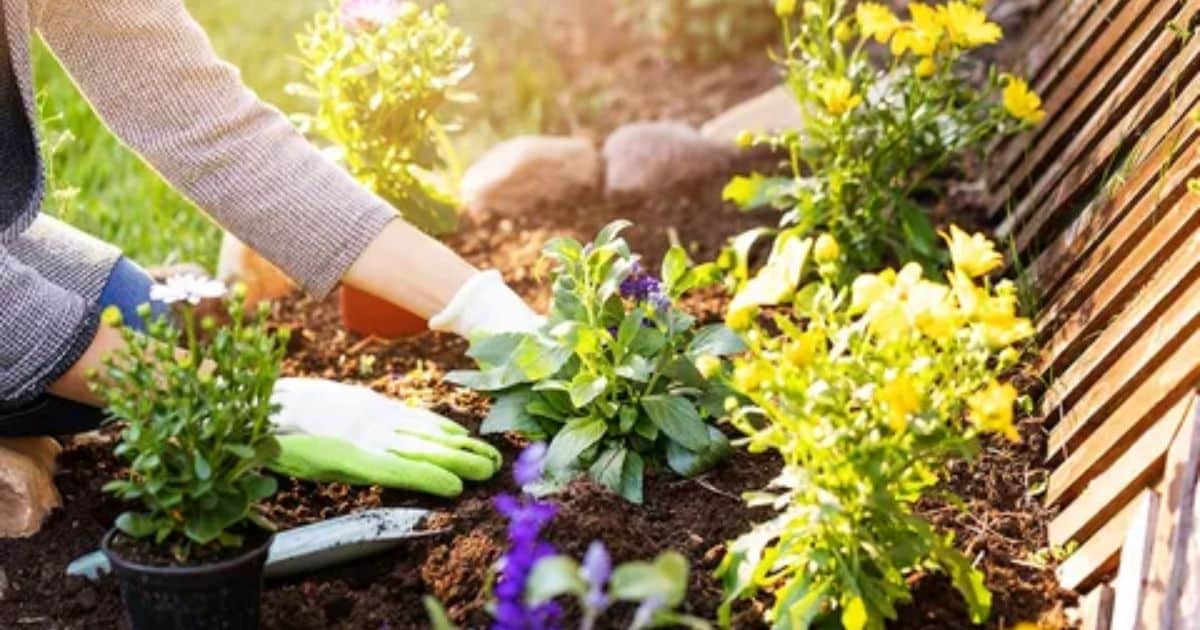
xmin=34 ymin=0 xmax=397 ymax=297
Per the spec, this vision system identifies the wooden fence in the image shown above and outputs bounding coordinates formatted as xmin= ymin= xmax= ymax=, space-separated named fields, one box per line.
xmin=988 ymin=0 xmax=1200 ymax=627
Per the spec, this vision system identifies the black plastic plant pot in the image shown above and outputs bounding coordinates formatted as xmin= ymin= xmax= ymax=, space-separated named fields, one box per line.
xmin=101 ymin=528 xmax=273 ymax=630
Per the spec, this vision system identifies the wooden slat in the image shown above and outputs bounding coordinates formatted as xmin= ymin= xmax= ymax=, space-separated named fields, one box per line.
xmin=1007 ymin=16 xmax=1200 ymax=250
xmin=1041 ymin=240 xmax=1200 ymax=433
xmin=1111 ymin=490 xmax=1161 ymax=630
xmin=1137 ymin=393 xmax=1200 ymax=630
xmin=1049 ymin=398 xmax=1190 ymax=547
xmin=1059 ymin=488 xmax=1158 ymax=592
xmin=987 ymin=0 xmax=1167 ymax=213
xmin=1046 ymin=331 xmax=1200 ymax=505
xmin=1035 ymin=192 xmax=1200 ymax=385
xmin=1081 ymin=584 xmax=1116 ymax=630
xmin=1026 ymin=115 xmax=1199 ymax=305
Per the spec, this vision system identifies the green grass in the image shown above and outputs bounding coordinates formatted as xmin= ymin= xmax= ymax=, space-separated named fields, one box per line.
xmin=33 ymin=0 xmax=562 ymax=270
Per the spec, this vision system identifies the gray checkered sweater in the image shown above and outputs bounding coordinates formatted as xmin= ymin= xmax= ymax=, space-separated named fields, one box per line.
xmin=1 ymin=0 xmax=397 ymax=405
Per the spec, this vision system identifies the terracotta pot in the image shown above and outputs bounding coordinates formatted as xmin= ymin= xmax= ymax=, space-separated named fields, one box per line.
xmin=339 ymin=285 xmax=427 ymax=338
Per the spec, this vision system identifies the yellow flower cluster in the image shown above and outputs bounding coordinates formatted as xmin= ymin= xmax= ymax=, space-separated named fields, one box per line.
xmin=857 ymin=1 xmax=1001 ymax=54
xmin=851 ymin=225 xmax=1032 ymax=349
xmin=818 ymin=76 xmax=863 ymax=116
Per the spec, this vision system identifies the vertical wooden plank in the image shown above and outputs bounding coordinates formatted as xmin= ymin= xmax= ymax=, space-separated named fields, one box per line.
xmin=1137 ymin=393 xmax=1200 ymax=630
xmin=1059 ymin=491 xmax=1149 ymax=592
xmin=1081 ymin=584 xmax=1115 ymax=630
xmin=1110 ymin=491 xmax=1160 ymax=630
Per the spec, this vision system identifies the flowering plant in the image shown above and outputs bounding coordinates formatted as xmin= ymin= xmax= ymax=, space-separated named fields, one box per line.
xmin=448 ymin=221 xmax=740 ymax=503
xmin=715 ymin=228 xmax=1032 ymax=628
xmin=292 ymin=0 xmax=472 ymax=235
xmin=724 ymin=0 xmax=1044 ymax=270
xmin=91 ymin=280 xmax=288 ymax=561
xmin=618 ymin=0 xmax=783 ymax=65
xmin=426 ymin=444 xmax=706 ymax=630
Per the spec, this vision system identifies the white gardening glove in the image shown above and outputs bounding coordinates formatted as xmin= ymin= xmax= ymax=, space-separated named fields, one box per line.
xmin=269 ymin=378 xmax=501 ymax=494
xmin=428 ymin=269 xmax=542 ymax=337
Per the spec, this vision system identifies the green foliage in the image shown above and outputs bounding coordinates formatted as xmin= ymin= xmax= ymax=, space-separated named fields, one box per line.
xmin=91 ymin=287 xmax=288 ymax=561
xmin=716 ymin=229 xmax=1035 ymax=628
xmin=448 ymin=221 xmax=740 ymax=503
xmin=724 ymin=0 xmax=1040 ymax=271
xmin=292 ymin=1 xmax=473 ymax=235
xmin=619 ymin=0 xmax=781 ymax=65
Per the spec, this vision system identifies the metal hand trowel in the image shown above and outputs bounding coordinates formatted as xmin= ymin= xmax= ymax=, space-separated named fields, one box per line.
xmin=67 ymin=508 xmax=438 ymax=582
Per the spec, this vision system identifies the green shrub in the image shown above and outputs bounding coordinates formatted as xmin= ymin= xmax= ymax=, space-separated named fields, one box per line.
xmin=715 ymin=227 xmax=1033 ymax=628
xmin=291 ymin=0 xmax=472 ymax=235
xmin=448 ymin=221 xmax=740 ymax=503
xmin=91 ymin=281 xmax=288 ymax=561
xmin=620 ymin=0 xmax=781 ymax=64
xmin=724 ymin=0 xmax=1044 ymax=271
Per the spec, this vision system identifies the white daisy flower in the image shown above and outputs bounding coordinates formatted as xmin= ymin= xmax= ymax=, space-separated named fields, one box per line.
xmin=340 ymin=0 xmax=403 ymax=31
xmin=150 ymin=274 xmax=227 ymax=306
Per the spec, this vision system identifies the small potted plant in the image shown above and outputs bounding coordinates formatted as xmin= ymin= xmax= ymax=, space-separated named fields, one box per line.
xmin=90 ymin=277 xmax=288 ymax=630
xmin=293 ymin=0 xmax=473 ymax=337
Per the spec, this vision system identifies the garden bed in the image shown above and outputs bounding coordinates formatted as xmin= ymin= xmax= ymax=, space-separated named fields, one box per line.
xmin=1 ymin=166 xmax=1069 ymax=629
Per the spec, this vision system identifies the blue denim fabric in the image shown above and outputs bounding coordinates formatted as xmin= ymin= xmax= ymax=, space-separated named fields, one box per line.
xmin=0 ymin=257 xmax=164 ymax=436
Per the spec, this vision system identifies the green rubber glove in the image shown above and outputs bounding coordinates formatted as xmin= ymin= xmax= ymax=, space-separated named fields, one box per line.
xmin=268 ymin=378 xmax=502 ymax=496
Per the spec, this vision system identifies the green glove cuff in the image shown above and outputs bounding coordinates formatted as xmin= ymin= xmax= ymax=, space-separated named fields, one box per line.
xmin=271 ymin=435 xmax=464 ymax=498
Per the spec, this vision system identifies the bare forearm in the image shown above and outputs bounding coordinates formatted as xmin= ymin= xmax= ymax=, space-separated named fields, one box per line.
xmin=342 ymin=220 xmax=477 ymax=318
xmin=46 ymin=324 xmax=126 ymax=407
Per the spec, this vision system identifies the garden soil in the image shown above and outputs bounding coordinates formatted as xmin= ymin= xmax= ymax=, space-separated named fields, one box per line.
xmin=0 ymin=1 xmax=1069 ymax=627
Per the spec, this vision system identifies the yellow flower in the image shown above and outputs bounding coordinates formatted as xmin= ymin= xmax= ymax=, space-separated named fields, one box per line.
xmin=942 ymin=225 xmax=1003 ymax=278
xmin=938 ymin=1 xmax=1002 ymax=48
xmin=101 ymin=305 xmax=124 ymax=328
xmin=855 ymin=2 xmax=900 ymax=44
xmin=977 ymin=300 xmax=1035 ymax=348
xmin=880 ymin=375 xmax=920 ymax=433
xmin=835 ymin=20 xmax=854 ymax=43
xmin=695 ymin=355 xmax=723 ymax=379
xmin=814 ymin=233 xmax=841 ymax=263
xmin=867 ymin=299 xmax=911 ymax=339
xmin=1002 ymin=74 xmax=1046 ymax=125
xmin=891 ymin=3 xmax=943 ymax=57
xmin=734 ymin=363 xmax=768 ymax=392
xmin=915 ymin=57 xmax=937 ymax=78
xmin=784 ymin=330 xmax=822 ymax=365
xmin=968 ymin=381 xmax=1021 ymax=442
xmin=726 ymin=306 xmax=756 ymax=331
xmin=818 ymin=77 xmax=863 ymax=116
xmin=906 ymin=280 xmax=960 ymax=340
xmin=775 ymin=0 xmax=797 ymax=18
xmin=850 ymin=273 xmax=891 ymax=314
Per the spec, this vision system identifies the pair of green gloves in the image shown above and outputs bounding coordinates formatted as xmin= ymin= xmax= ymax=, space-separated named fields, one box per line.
xmin=268 ymin=377 xmax=502 ymax=497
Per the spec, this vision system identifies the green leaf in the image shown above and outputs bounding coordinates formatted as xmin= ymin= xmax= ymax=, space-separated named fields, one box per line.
xmin=544 ymin=418 xmax=608 ymax=474
xmin=641 ymin=395 xmax=709 ymax=451
xmin=594 ymin=220 xmax=632 ymax=247
xmin=542 ymin=236 xmax=584 ymax=263
xmin=193 ymin=454 xmax=212 ymax=481
xmin=666 ymin=427 xmax=731 ymax=477
xmin=611 ymin=551 xmax=689 ymax=607
xmin=661 ymin=246 xmax=689 ymax=294
xmin=423 ymin=596 xmax=460 ymax=630
xmin=526 ymin=555 xmax=587 ymax=605
xmin=568 ymin=373 xmax=609 ymax=408
xmin=241 ymin=474 xmax=277 ymax=502
xmin=686 ymin=325 xmax=746 ymax=359
xmin=115 ymin=512 xmax=158 ymax=538
xmin=466 ymin=332 xmax=528 ymax=367
xmin=896 ymin=197 xmax=941 ymax=267
xmin=629 ymin=327 xmax=667 ymax=356
xmin=589 ymin=445 xmax=628 ymax=492
xmin=722 ymin=173 xmax=792 ymax=210
xmin=934 ymin=541 xmax=992 ymax=624
xmin=620 ymin=451 xmax=645 ymax=504
xmin=222 ymin=443 xmax=256 ymax=459
xmin=480 ymin=389 xmax=544 ymax=436
xmin=615 ymin=355 xmax=654 ymax=383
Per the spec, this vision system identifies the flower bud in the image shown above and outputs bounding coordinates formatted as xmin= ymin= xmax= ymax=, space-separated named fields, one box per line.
xmin=695 ymin=355 xmax=723 ymax=379
xmin=775 ymin=0 xmax=796 ymax=17
xmin=101 ymin=305 xmax=124 ymax=328
xmin=726 ymin=307 xmax=755 ymax=331
xmin=814 ymin=233 xmax=841 ymax=263
xmin=733 ymin=363 xmax=765 ymax=392
xmin=735 ymin=130 xmax=756 ymax=149
xmin=915 ymin=57 xmax=937 ymax=78
xmin=835 ymin=21 xmax=854 ymax=43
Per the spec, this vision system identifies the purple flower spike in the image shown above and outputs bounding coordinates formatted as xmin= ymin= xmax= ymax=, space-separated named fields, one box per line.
xmin=513 ymin=443 xmax=548 ymax=486
xmin=582 ymin=541 xmax=612 ymax=611
xmin=619 ymin=262 xmax=671 ymax=310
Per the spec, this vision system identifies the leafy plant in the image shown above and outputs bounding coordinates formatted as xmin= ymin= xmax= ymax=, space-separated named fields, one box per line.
xmin=291 ymin=0 xmax=473 ymax=235
xmin=425 ymin=444 xmax=707 ymax=630
xmin=723 ymin=0 xmax=1043 ymax=271
xmin=716 ymin=227 xmax=1033 ymax=628
xmin=618 ymin=0 xmax=782 ymax=65
xmin=448 ymin=221 xmax=741 ymax=503
xmin=91 ymin=279 xmax=288 ymax=561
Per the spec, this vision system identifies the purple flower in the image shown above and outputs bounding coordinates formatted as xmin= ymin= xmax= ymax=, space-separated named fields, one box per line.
xmin=340 ymin=0 xmax=402 ymax=31
xmin=491 ymin=445 xmax=562 ymax=630
xmin=619 ymin=263 xmax=671 ymax=311
xmin=513 ymin=443 xmax=548 ymax=486
xmin=582 ymin=541 xmax=612 ymax=611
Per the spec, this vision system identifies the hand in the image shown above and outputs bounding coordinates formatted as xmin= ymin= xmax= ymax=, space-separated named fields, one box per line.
xmin=268 ymin=378 xmax=502 ymax=497
xmin=428 ymin=270 xmax=543 ymax=337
